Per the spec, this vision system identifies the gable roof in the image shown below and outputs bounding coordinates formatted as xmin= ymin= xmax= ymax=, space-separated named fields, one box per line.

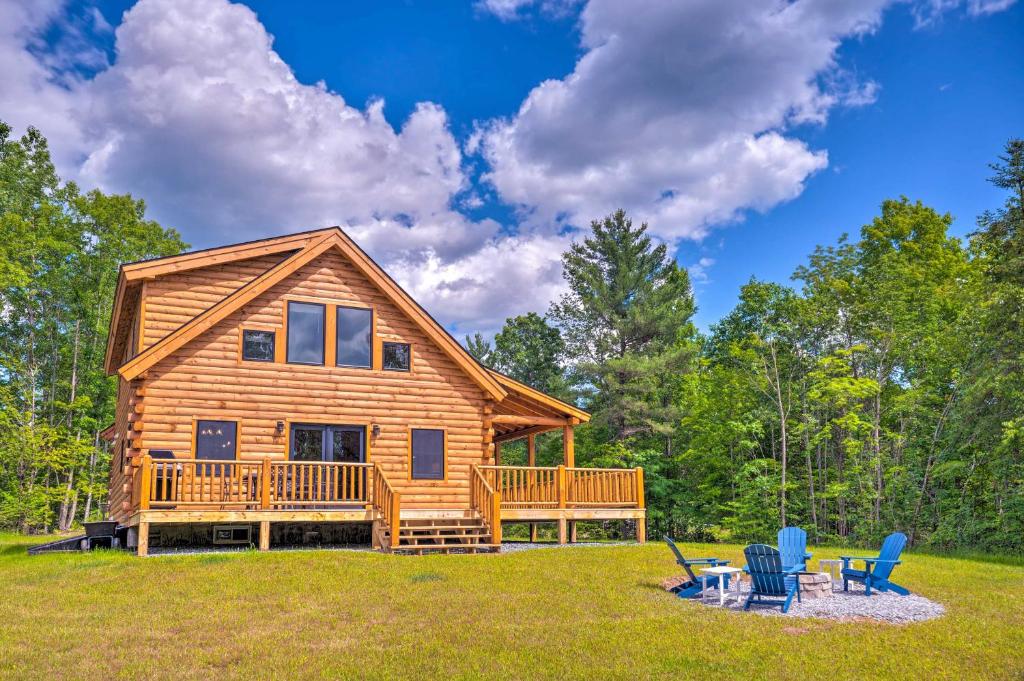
xmin=487 ymin=369 xmax=590 ymax=423
xmin=114 ymin=228 xmax=508 ymax=401
xmin=104 ymin=228 xmax=328 ymax=373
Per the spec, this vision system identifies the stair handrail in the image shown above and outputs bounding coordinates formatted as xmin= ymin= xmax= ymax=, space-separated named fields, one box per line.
xmin=471 ymin=465 xmax=502 ymax=545
xmin=372 ymin=463 xmax=400 ymax=549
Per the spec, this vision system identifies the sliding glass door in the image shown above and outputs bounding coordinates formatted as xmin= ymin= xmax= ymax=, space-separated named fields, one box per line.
xmin=290 ymin=424 xmax=365 ymax=463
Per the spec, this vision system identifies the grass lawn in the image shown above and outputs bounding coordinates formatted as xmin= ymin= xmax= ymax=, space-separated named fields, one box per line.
xmin=2 ymin=533 xmax=1023 ymax=680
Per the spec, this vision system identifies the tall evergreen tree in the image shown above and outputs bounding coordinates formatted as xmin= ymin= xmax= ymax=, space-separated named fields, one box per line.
xmin=549 ymin=209 xmax=697 ymax=443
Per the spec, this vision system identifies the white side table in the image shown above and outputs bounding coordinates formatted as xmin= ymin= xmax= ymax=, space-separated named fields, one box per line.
xmin=699 ymin=566 xmax=744 ymax=606
xmin=819 ymin=559 xmax=843 ymax=591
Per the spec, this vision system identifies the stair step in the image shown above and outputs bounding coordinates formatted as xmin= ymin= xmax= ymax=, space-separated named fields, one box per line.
xmin=400 ymin=519 xmax=485 ymax=527
xmin=395 ymin=528 xmax=487 ymax=540
xmin=391 ymin=543 xmax=502 ymax=555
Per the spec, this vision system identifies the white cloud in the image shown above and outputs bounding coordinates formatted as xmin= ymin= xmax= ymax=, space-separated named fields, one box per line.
xmin=0 ymin=0 xmax=549 ymax=332
xmin=476 ymin=0 xmax=899 ymax=243
xmin=3 ymin=0 xmax=1015 ymax=336
xmin=912 ymin=0 xmax=1017 ymax=25
xmin=966 ymin=0 xmax=1018 ymax=15
xmin=476 ymin=0 xmax=582 ymax=22
xmin=687 ymin=257 xmax=716 ymax=285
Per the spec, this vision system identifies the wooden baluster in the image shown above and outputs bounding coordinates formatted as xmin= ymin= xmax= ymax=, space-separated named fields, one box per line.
xmin=557 ymin=465 xmax=567 ymax=509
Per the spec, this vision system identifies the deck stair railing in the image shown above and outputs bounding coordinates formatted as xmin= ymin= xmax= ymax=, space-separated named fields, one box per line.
xmin=470 ymin=465 xmax=502 ymax=544
xmin=371 ymin=463 xmax=401 ymax=549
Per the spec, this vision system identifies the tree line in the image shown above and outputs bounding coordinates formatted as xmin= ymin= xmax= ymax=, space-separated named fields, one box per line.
xmin=0 ymin=123 xmax=185 ymax=532
xmin=471 ymin=140 xmax=1023 ymax=552
xmin=1 ymin=120 xmax=1020 ymax=552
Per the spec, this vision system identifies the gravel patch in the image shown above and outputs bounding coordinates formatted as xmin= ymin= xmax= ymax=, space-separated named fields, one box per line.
xmin=697 ymin=582 xmax=945 ymax=623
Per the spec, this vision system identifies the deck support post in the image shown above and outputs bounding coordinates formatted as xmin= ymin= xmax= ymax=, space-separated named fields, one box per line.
xmin=259 ymin=521 xmax=271 ymax=551
xmin=569 ymin=521 xmax=577 ymax=543
xmin=557 ymin=517 xmax=567 ymax=545
xmin=636 ymin=518 xmax=646 ymax=544
xmin=527 ymin=434 xmax=537 ymax=542
xmin=137 ymin=521 xmax=149 ymax=557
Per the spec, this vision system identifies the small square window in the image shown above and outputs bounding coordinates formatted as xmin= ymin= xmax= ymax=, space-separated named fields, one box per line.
xmin=195 ymin=420 xmax=237 ymax=461
xmin=242 ymin=329 xmax=275 ymax=362
xmin=382 ymin=342 xmax=411 ymax=371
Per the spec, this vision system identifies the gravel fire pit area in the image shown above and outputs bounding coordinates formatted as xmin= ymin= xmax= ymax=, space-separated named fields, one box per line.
xmin=666 ymin=574 xmax=945 ymax=624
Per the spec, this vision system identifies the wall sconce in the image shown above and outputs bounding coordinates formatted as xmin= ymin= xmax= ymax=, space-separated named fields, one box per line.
xmin=371 ymin=424 xmax=381 ymax=438
xmin=275 ymin=421 xmax=285 ymax=436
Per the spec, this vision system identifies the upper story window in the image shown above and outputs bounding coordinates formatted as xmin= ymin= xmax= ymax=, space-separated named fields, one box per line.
xmin=336 ymin=305 xmax=372 ymax=368
xmin=195 ymin=420 xmax=237 ymax=461
xmin=287 ymin=301 xmax=325 ymax=365
xmin=382 ymin=342 xmax=411 ymax=372
xmin=242 ymin=329 xmax=275 ymax=362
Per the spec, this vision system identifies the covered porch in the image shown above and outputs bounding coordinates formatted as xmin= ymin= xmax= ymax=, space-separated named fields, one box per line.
xmin=483 ymin=372 xmax=646 ymax=544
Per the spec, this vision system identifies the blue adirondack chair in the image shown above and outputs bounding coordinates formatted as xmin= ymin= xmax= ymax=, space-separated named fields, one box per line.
xmin=743 ymin=526 xmax=812 ymax=573
xmin=841 ymin=532 xmax=910 ymax=596
xmin=743 ymin=544 xmax=802 ymax=613
xmin=663 ymin=536 xmax=731 ymax=599
xmin=778 ymin=526 xmax=812 ymax=572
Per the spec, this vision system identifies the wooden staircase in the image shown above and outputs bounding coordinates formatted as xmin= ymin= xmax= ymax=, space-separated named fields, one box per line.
xmin=378 ymin=515 xmax=500 ymax=554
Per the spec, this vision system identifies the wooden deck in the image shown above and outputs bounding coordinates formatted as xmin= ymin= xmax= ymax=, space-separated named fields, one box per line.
xmin=126 ymin=456 xmax=645 ymax=554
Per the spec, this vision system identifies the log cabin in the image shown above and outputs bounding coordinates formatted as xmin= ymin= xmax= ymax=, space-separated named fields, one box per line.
xmin=102 ymin=227 xmax=645 ymax=555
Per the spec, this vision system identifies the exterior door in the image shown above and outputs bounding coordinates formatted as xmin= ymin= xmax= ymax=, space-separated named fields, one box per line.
xmin=289 ymin=425 xmax=366 ymax=506
xmin=289 ymin=424 xmax=365 ymax=463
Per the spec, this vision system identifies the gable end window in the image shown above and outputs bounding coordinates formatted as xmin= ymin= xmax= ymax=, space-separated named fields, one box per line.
xmin=410 ymin=428 xmax=444 ymax=480
xmin=242 ymin=329 xmax=275 ymax=362
xmin=286 ymin=301 xmax=325 ymax=365
xmin=195 ymin=420 xmax=237 ymax=461
xmin=336 ymin=305 xmax=372 ymax=368
xmin=382 ymin=341 xmax=411 ymax=372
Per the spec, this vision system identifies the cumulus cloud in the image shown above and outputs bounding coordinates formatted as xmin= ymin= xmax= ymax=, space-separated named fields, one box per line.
xmin=0 ymin=0 xmax=558 ymax=332
xmin=475 ymin=0 xmax=899 ymax=242
xmin=3 ymin=0 xmax=1015 ymax=335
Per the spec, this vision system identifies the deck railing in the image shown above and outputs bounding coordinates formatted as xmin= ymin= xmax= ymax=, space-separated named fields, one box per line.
xmin=470 ymin=466 xmax=502 ymax=544
xmin=372 ymin=463 xmax=400 ymax=549
xmin=269 ymin=461 xmax=371 ymax=508
xmin=478 ymin=465 xmax=644 ymax=510
xmin=133 ymin=455 xmax=376 ymax=511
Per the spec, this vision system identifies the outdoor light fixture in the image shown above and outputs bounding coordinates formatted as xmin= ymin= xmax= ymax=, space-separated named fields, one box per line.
xmin=275 ymin=420 xmax=285 ymax=435
xmin=372 ymin=424 xmax=381 ymax=437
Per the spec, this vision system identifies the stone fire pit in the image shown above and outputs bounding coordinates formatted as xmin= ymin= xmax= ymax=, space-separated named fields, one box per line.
xmin=798 ymin=572 xmax=832 ymax=599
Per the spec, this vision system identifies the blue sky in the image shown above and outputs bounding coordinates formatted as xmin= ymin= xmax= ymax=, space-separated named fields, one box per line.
xmin=3 ymin=0 xmax=1022 ymax=332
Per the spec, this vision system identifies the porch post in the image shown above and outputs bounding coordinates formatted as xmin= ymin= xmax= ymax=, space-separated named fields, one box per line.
xmin=527 ymin=433 xmax=538 ymax=542
xmin=494 ymin=441 xmax=502 ymax=466
xmin=562 ymin=424 xmax=575 ymax=467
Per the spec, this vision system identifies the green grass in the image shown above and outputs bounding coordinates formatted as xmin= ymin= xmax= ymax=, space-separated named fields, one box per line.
xmin=2 ymin=533 xmax=1022 ymax=680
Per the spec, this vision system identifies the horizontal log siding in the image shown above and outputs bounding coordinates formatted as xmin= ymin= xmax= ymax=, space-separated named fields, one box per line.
xmin=141 ymin=253 xmax=291 ymax=350
xmin=138 ymin=251 xmax=488 ymax=509
xmin=107 ymin=377 xmax=134 ymax=524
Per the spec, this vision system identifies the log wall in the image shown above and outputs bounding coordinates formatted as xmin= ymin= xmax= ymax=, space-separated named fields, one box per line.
xmin=135 ymin=250 xmax=489 ymax=509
